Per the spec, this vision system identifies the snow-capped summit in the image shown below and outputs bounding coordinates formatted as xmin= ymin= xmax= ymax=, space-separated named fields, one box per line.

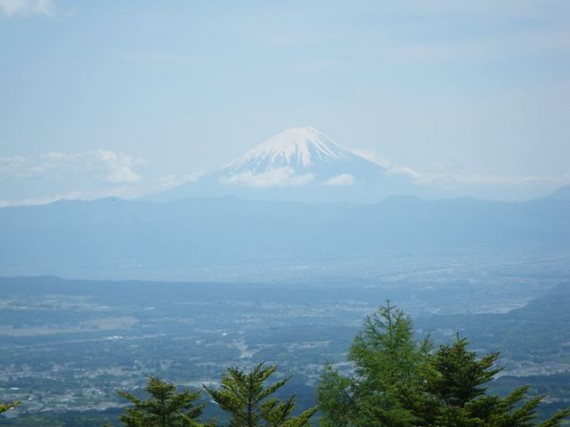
xmin=226 ymin=127 xmax=350 ymax=171
xmin=212 ymin=127 xmax=387 ymax=189
xmin=151 ymin=126 xmax=422 ymax=202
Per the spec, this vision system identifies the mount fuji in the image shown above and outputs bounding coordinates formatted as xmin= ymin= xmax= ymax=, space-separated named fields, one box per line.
xmin=153 ymin=127 xmax=422 ymax=202
xmin=214 ymin=127 xmax=387 ymax=187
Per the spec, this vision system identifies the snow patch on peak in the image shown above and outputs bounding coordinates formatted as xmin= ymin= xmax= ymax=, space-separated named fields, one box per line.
xmin=232 ymin=127 xmax=348 ymax=170
xmin=211 ymin=126 xmax=393 ymax=190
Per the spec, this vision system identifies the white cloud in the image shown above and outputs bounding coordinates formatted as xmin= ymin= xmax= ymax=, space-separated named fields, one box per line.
xmin=422 ymin=172 xmax=570 ymax=188
xmin=0 ymin=150 xmax=210 ymax=207
xmin=0 ymin=172 xmax=207 ymax=208
xmin=354 ymin=148 xmax=423 ymax=179
xmin=0 ymin=159 xmax=205 ymax=208
xmin=408 ymin=171 xmax=570 ymax=200
xmin=324 ymin=174 xmax=355 ymax=187
xmin=93 ymin=150 xmax=143 ymax=184
xmin=219 ymin=168 xmax=314 ymax=188
xmin=0 ymin=150 xmax=144 ymax=184
xmin=0 ymin=156 xmax=26 ymax=174
xmin=352 ymin=147 xmax=570 ymax=192
xmin=41 ymin=150 xmax=144 ymax=184
xmin=148 ymin=172 xmax=205 ymax=192
xmin=0 ymin=0 xmax=54 ymax=17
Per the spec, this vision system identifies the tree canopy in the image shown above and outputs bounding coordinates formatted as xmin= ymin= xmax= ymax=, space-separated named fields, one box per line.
xmin=317 ymin=302 xmax=570 ymax=427
xmin=117 ymin=376 xmax=208 ymax=427
xmin=204 ymin=362 xmax=317 ymax=427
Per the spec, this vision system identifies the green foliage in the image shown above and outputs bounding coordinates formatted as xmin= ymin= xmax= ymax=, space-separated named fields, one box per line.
xmin=318 ymin=302 xmax=432 ymax=426
xmin=117 ymin=376 xmax=208 ymax=427
xmin=317 ymin=303 xmax=570 ymax=427
xmin=204 ymin=362 xmax=316 ymax=427
xmin=423 ymin=338 xmax=570 ymax=427
xmin=426 ymin=337 xmax=501 ymax=405
xmin=316 ymin=365 xmax=355 ymax=427
xmin=0 ymin=400 xmax=20 ymax=414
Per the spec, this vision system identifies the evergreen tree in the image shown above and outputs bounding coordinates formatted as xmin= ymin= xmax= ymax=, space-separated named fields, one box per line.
xmin=317 ymin=302 xmax=432 ymax=426
xmin=316 ymin=366 xmax=356 ymax=427
xmin=318 ymin=303 xmax=570 ymax=427
xmin=422 ymin=337 xmax=570 ymax=427
xmin=117 ymin=376 xmax=209 ymax=427
xmin=204 ymin=362 xmax=316 ymax=427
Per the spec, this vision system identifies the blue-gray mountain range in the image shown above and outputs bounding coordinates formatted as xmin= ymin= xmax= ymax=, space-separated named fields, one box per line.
xmin=1 ymin=191 xmax=568 ymax=280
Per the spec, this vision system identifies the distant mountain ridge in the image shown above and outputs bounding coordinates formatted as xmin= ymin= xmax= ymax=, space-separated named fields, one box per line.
xmin=0 ymin=195 xmax=568 ymax=281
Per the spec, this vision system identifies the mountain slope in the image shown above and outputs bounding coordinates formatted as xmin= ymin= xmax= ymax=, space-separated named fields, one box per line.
xmin=152 ymin=127 xmax=420 ymax=202
xmin=214 ymin=127 xmax=383 ymax=186
xmin=223 ymin=127 xmax=352 ymax=170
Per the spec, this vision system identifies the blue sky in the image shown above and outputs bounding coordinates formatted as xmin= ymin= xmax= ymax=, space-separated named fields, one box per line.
xmin=1 ymin=0 xmax=569 ymax=205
